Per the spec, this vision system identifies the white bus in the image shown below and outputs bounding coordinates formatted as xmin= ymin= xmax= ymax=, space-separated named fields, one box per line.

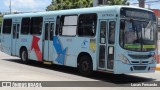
xmin=0 ymin=6 xmax=158 ymax=76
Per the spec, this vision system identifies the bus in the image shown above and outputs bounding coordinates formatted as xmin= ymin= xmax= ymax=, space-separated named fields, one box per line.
xmin=0 ymin=6 xmax=158 ymax=76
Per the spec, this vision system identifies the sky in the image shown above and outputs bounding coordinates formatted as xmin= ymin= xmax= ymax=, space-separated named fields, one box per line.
xmin=128 ymin=0 xmax=160 ymax=9
xmin=0 ymin=0 xmax=52 ymax=13
xmin=0 ymin=0 xmax=159 ymax=13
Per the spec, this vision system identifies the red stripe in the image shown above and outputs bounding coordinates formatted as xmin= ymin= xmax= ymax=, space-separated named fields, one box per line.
xmin=31 ymin=36 xmax=42 ymax=61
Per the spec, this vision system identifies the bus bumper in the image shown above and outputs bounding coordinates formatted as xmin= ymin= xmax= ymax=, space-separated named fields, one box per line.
xmin=114 ymin=61 xmax=156 ymax=74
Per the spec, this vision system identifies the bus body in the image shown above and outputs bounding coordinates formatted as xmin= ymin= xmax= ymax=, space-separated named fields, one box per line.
xmin=0 ymin=6 xmax=157 ymax=75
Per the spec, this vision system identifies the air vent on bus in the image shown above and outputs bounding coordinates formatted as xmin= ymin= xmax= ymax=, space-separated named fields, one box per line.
xmin=129 ymin=54 xmax=151 ymax=59
xmin=133 ymin=66 xmax=147 ymax=70
xmin=131 ymin=61 xmax=149 ymax=64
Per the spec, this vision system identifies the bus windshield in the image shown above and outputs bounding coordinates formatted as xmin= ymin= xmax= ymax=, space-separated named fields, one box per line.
xmin=120 ymin=19 xmax=157 ymax=52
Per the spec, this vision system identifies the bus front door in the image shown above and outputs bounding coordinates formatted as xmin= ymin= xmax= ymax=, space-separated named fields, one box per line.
xmin=98 ymin=20 xmax=107 ymax=70
xmin=43 ymin=22 xmax=54 ymax=61
xmin=98 ymin=20 xmax=115 ymax=71
xmin=11 ymin=23 xmax=20 ymax=56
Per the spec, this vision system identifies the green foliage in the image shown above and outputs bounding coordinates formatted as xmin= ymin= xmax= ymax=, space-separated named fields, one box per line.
xmin=107 ymin=0 xmax=128 ymax=5
xmin=46 ymin=0 xmax=93 ymax=11
xmin=46 ymin=0 xmax=128 ymax=11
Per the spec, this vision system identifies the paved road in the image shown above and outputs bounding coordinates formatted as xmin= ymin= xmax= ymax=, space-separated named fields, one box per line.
xmin=0 ymin=51 xmax=160 ymax=90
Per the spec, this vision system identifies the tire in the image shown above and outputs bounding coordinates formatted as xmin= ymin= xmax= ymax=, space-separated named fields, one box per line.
xmin=20 ymin=48 xmax=29 ymax=64
xmin=78 ymin=55 xmax=93 ymax=76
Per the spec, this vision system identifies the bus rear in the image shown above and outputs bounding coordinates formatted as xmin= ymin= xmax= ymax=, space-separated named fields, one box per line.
xmin=114 ymin=7 xmax=157 ymax=74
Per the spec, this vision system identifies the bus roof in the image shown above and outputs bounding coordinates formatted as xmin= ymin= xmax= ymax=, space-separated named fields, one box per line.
xmin=3 ymin=5 xmax=153 ymax=19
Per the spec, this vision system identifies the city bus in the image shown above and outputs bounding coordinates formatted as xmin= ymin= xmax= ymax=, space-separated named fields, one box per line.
xmin=0 ymin=6 xmax=158 ymax=76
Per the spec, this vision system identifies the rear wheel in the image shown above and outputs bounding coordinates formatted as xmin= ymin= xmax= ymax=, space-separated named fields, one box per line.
xmin=78 ymin=55 xmax=93 ymax=76
xmin=20 ymin=48 xmax=28 ymax=64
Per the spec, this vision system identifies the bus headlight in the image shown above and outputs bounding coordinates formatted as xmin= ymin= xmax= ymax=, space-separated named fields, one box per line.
xmin=118 ymin=54 xmax=130 ymax=64
xmin=149 ymin=58 xmax=156 ymax=64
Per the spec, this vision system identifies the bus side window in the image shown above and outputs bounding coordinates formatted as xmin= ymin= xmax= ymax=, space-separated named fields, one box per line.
xmin=21 ymin=18 xmax=30 ymax=35
xmin=55 ymin=16 xmax=60 ymax=35
xmin=59 ymin=15 xmax=78 ymax=36
xmin=100 ymin=21 xmax=107 ymax=44
xmin=30 ymin=17 xmax=43 ymax=35
xmin=109 ymin=21 xmax=115 ymax=44
xmin=50 ymin=23 xmax=54 ymax=41
xmin=13 ymin=24 xmax=16 ymax=39
xmin=3 ymin=19 xmax=12 ymax=34
xmin=78 ymin=13 xmax=97 ymax=37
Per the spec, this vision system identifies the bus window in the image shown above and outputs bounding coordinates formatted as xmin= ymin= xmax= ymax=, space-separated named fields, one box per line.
xmin=108 ymin=21 xmax=115 ymax=44
xmin=45 ymin=23 xmax=49 ymax=40
xmin=3 ymin=19 xmax=12 ymax=34
xmin=21 ymin=18 xmax=30 ymax=35
xmin=17 ymin=24 xmax=20 ymax=38
xmin=120 ymin=20 xmax=125 ymax=46
xmin=13 ymin=24 xmax=16 ymax=39
xmin=60 ymin=15 xmax=77 ymax=36
xmin=100 ymin=21 xmax=107 ymax=44
xmin=30 ymin=17 xmax=43 ymax=35
xmin=50 ymin=23 xmax=54 ymax=41
xmin=55 ymin=16 xmax=60 ymax=35
xmin=78 ymin=13 xmax=97 ymax=36
xmin=98 ymin=0 xmax=103 ymax=4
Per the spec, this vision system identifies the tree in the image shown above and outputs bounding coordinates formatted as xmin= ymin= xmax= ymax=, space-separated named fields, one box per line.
xmin=46 ymin=0 xmax=128 ymax=11
xmin=107 ymin=0 xmax=128 ymax=5
xmin=46 ymin=0 xmax=93 ymax=11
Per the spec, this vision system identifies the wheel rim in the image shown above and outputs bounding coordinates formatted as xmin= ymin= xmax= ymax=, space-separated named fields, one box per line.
xmin=82 ymin=61 xmax=90 ymax=72
xmin=22 ymin=51 xmax=27 ymax=62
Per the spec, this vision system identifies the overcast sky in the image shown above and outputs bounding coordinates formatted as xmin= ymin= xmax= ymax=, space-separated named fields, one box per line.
xmin=0 ymin=0 xmax=52 ymax=12
xmin=0 ymin=0 xmax=159 ymax=13
xmin=128 ymin=0 xmax=160 ymax=9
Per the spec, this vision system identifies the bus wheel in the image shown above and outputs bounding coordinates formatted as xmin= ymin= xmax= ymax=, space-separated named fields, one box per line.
xmin=78 ymin=55 xmax=93 ymax=76
xmin=20 ymin=48 xmax=28 ymax=64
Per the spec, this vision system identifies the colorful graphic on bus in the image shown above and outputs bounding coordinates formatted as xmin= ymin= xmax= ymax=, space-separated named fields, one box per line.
xmin=53 ymin=36 xmax=67 ymax=65
xmin=31 ymin=36 xmax=42 ymax=61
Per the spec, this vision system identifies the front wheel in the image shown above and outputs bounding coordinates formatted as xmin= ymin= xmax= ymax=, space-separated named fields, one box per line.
xmin=78 ymin=55 xmax=93 ymax=76
xmin=20 ymin=48 xmax=29 ymax=64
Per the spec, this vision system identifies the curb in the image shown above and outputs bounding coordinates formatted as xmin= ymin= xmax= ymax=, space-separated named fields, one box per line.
xmin=156 ymin=65 xmax=160 ymax=71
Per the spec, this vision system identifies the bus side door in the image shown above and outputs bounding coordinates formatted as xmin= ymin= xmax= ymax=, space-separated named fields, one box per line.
xmin=43 ymin=21 xmax=54 ymax=61
xmin=12 ymin=22 xmax=20 ymax=56
xmin=98 ymin=20 xmax=116 ymax=71
xmin=98 ymin=20 xmax=108 ymax=70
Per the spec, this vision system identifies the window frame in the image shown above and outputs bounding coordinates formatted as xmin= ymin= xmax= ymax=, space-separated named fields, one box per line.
xmin=100 ymin=21 xmax=107 ymax=44
xmin=77 ymin=13 xmax=97 ymax=37
xmin=50 ymin=23 xmax=54 ymax=41
xmin=108 ymin=21 xmax=116 ymax=44
xmin=13 ymin=24 xmax=16 ymax=39
xmin=21 ymin=17 xmax=30 ymax=35
xmin=30 ymin=17 xmax=43 ymax=36
xmin=98 ymin=0 xmax=103 ymax=5
xmin=44 ymin=23 xmax=49 ymax=40
xmin=55 ymin=16 xmax=60 ymax=35
xmin=59 ymin=15 xmax=78 ymax=37
xmin=2 ymin=19 xmax=12 ymax=34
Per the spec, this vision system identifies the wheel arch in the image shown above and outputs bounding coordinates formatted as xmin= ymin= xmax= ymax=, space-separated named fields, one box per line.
xmin=77 ymin=52 xmax=93 ymax=67
xmin=19 ymin=46 xmax=27 ymax=57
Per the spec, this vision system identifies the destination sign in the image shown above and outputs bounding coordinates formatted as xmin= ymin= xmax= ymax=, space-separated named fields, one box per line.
xmin=126 ymin=10 xmax=150 ymax=19
xmin=120 ymin=8 xmax=156 ymax=21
